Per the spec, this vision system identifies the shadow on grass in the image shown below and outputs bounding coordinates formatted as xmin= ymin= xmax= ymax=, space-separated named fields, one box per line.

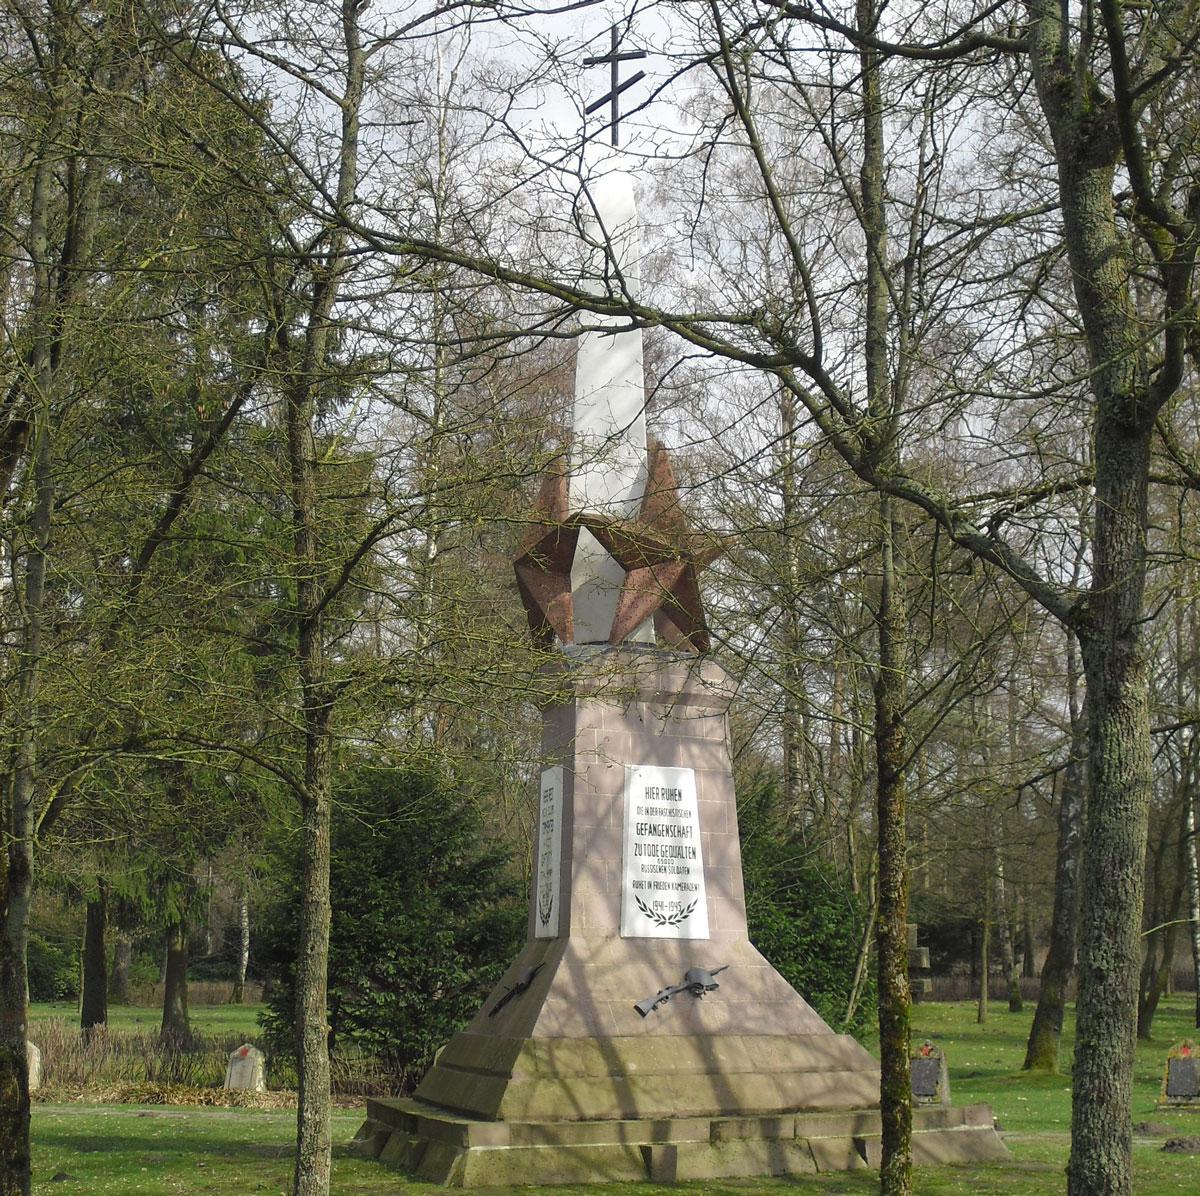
xmin=47 ymin=1131 xmax=270 ymax=1159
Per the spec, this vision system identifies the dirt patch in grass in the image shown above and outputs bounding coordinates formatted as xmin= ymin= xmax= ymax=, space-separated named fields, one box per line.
xmin=35 ymin=1083 xmax=367 ymax=1110
xmin=35 ymin=1084 xmax=297 ymax=1109
xmin=1134 ymin=1121 xmax=1177 ymax=1135
xmin=1162 ymin=1136 xmax=1200 ymax=1153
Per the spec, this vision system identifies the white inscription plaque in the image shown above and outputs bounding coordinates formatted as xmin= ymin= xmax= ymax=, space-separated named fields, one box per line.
xmin=621 ymin=764 xmax=709 ymax=939
xmin=534 ymin=767 xmax=563 ymax=938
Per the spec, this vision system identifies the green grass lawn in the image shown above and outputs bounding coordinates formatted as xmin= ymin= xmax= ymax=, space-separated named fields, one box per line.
xmin=30 ymin=1001 xmax=265 ymax=1039
xmin=29 ymin=996 xmax=1200 ymax=1194
xmin=908 ymin=995 xmax=1196 ymax=1136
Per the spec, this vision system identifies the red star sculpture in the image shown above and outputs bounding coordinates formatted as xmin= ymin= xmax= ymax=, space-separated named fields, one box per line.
xmin=513 ymin=466 xmax=577 ymax=647
xmin=512 ymin=441 xmax=722 ymax=652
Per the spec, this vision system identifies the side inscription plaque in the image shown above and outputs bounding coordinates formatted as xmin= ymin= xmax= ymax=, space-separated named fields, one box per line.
xmin=534 ymin=767 xmax=564 ymax=938
xmin=621 ymin=764 xmax=709 ymax=939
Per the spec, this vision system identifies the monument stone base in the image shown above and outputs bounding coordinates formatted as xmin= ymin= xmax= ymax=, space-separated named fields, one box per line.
xmin=356 ymin=650 xmax=1007 ymax=1184
xmin=353 ymin=1098 xmax=1007 ymax=1185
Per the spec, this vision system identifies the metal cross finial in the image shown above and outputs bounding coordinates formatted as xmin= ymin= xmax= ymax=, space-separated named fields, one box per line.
xmin=583 ymin=25 xmax=647 ymax=147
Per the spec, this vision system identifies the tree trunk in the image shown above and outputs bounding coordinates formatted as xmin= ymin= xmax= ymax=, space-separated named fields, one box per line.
xmin=874 ymin=497 xmax=912 ymax=1196
xmin=855 ymin=0 xmax=910 ymax=1185
xmin=829 ymin=657 xmax=846 ymax=859
xmin=160 ymin=922 xmax=190 ymax=1046
xmin=1136 ymin=935 xmax=1161 ymax=1042
xmin=230 ymin=891 xmax=249 ymax=1005
xmin=1071 ymin=495 xmax=1154 ymax=1195
xmin=286 ymin=367 xmax=335 ymax=1195
xmin=842 ymin=865 xmax=877 ymax=1033
xmin=1 ymin=405 xmax=53 ymax=1196
xmin=1 ymin=16 xmax=141 ymax=1188
xmin=1026 ymin=5 xmax=1162 ymax=1186
xmin=992 ymin=850 xmax=1022 ymax=1012
xmin=1137 ymin=820 xmax=1184 ymax=1041
xmin=1185 ymin=788 xmax=1200 ymax=1029
xmin=293 ymin=728 xmax=333 ymax=1196
xmin=977 ymin=880 xmax=990 ymax=1025
xmin=779 ymin=392 xmax=815 ymax=838
xmin=109 ymin=933 xmax=132 ymax=1005
xmin=284 ymin=9 xmax=362 ymax=1192
xmin=201 ymin=861 xmax=214 ymax=958
xmin=1024 ymin=666 xmax=1087 ymax=1071
xmin=781 ymin=673 xmax=809 ymax=833
xmin=1138 ymin=924 xmax=1180 ymax=1041
xmin=846 ymin=806 xmax=860 ymax=897
xmin=80 ymin=892 xmax=107 ymax=1033
xmin=998 ymin=697 xmax=1023 ymax=1013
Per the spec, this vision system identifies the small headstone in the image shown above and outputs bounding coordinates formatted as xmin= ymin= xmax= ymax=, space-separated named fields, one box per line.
xmin=907 ymin=922 xmax=932 ymax=1003
xmin=910 ymin=1040 xmax=950 ymax=1106
xmin=26 ymin=1041 xmax=41 ymax=1094
xmin=1160 ymin=1040 xmax=1200 ymax=1108
xmin=223 ymin=1043 xmax=266 ymax=1092
xmin=1168 ymin=1057 xmax=1200 ymax=1098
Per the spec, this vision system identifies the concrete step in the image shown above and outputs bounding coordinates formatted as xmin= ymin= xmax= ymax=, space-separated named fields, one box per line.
xmin=355 ymin=1098 xmax=1007 ymax=1185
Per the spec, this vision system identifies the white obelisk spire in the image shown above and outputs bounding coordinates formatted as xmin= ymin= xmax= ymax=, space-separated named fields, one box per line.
xmin=568 ymin=167 xmax=653 ymax=644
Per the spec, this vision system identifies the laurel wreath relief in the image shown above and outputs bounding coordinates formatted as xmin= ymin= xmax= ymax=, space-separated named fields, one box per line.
xmin=635 ymin=894 xmax=697 ymax=927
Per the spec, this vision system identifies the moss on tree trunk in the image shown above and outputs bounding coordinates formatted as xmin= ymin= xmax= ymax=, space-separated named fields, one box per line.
xmin=874 ymin=495 xmax=911 ymax=1196
xmin=1069 ymin=421 xmax=1154 ymax=1196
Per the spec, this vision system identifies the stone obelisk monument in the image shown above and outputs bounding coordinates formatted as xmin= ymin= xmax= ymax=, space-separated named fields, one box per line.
xmin=355 ymin=167 xmax=1006 ymax=1185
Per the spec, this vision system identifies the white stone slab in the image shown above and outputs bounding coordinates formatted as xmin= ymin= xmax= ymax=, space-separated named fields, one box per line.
xmin=26 ymin=1041 xmax=41 ymax=1093
xmin=569 ymin=169 xmax=652 ymax=645
xmin=224 ymin=1043 xmax=266 ymax=1092
xmin=534 ymin=767 xmax=564 ymax=939
xmin=621 ymin=764 xmax=709 ymax=939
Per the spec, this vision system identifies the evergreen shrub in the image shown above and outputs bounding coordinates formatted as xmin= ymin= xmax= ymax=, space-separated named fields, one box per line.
xmin=258 ymin=763 xmax=523 ymax=1092
xmin=28 ymin=929 xmax=78 ymax=1001
xmin=741 ymin=783 xmax=876 ymax=1041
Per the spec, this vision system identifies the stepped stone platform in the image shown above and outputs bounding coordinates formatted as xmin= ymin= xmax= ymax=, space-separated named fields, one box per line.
xmin=354 ymin=1096 xmax=1007 ymax=1185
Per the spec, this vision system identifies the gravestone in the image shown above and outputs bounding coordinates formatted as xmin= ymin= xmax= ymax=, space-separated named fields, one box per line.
xmin=223 ymin=1043 xmax=266 ymax=1092
xmin=908 ymin=923 xmax=932 ymax=1003
xmin=26 ymin=1041 xmax=41 ymax=1094
xmin=1160 ymin=1040 xmax=1200 ymax=1108
xmin=356 ymin=159 xmax=1007 ymax=1187
xmin=910 ymin=1040 xmax=950 ymax=1106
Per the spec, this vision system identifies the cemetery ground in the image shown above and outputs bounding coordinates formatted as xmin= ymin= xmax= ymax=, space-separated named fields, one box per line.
xmin=26 ymin=996 xmax=1200 ymax=1194
xmin=30 ymin=1001 xmax=261 ymax=1037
